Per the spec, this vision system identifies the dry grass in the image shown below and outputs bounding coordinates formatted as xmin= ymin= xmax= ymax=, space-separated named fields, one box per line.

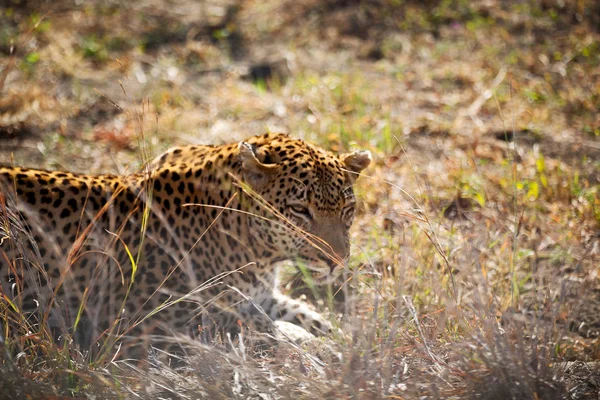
xmin=1 ymin=0 xmax=599 ymax=398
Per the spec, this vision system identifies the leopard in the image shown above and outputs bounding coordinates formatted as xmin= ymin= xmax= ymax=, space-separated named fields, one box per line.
xmin=0 ymin=132 xmax=371 ymax=357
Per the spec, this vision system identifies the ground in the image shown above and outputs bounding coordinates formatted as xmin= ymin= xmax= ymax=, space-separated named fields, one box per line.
xmin=0 ymin=0 xmax=599 ymax=398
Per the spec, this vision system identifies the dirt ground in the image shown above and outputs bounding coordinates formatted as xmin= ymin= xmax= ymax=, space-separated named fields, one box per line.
xmin=1 ymin=0 xmax=599 ymax=398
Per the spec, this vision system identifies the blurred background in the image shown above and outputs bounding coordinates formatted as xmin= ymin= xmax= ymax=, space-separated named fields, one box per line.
xmin=1 ymin=0 xmax=599 ymax=398
xmin=1 ymin=0 xmax=598 ymax=172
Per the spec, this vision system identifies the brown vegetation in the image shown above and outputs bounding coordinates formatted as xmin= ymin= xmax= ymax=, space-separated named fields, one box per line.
xmin=0 ymin=0 xmax=599 ymax=398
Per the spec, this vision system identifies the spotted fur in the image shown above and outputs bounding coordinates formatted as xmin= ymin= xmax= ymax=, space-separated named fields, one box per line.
xmin=0 ymin=133 xmax=370 ymax=353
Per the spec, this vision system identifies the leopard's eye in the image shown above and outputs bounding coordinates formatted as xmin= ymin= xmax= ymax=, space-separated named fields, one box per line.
xmin=342 ymin=204 xmax=355 ymax=221
xmin=288 ymin=204 xmax=311 ymax=218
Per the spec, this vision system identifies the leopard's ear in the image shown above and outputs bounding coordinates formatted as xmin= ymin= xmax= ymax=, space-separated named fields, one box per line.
xmin=238 ymin=142 xmax=278 ymax=189
xmin=341 ymin=150 xmax=371 ymax=183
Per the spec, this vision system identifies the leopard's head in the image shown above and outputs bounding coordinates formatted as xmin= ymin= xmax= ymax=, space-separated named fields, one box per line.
xmin=238 ymin=133 xmax=371 ymax=281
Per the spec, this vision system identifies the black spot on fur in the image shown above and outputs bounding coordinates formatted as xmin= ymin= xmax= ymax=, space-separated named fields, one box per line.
xmin=67 ymin=198 xmax=77 ymax=211
xmin=25 ymin=192 xmax=36 ymax=205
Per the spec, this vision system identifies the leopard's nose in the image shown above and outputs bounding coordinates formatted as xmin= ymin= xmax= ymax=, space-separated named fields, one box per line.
xmin=316 ymin=217 xmax=349 ymax=262
xmin=328 ymin=236 xmax=348 ymax=260
xmin=330 ymin=238 xmax=349 ymax=262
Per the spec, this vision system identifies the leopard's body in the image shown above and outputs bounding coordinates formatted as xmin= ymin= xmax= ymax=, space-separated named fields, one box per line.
xmin=0 ymin=133 xmax=370 ymax=353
